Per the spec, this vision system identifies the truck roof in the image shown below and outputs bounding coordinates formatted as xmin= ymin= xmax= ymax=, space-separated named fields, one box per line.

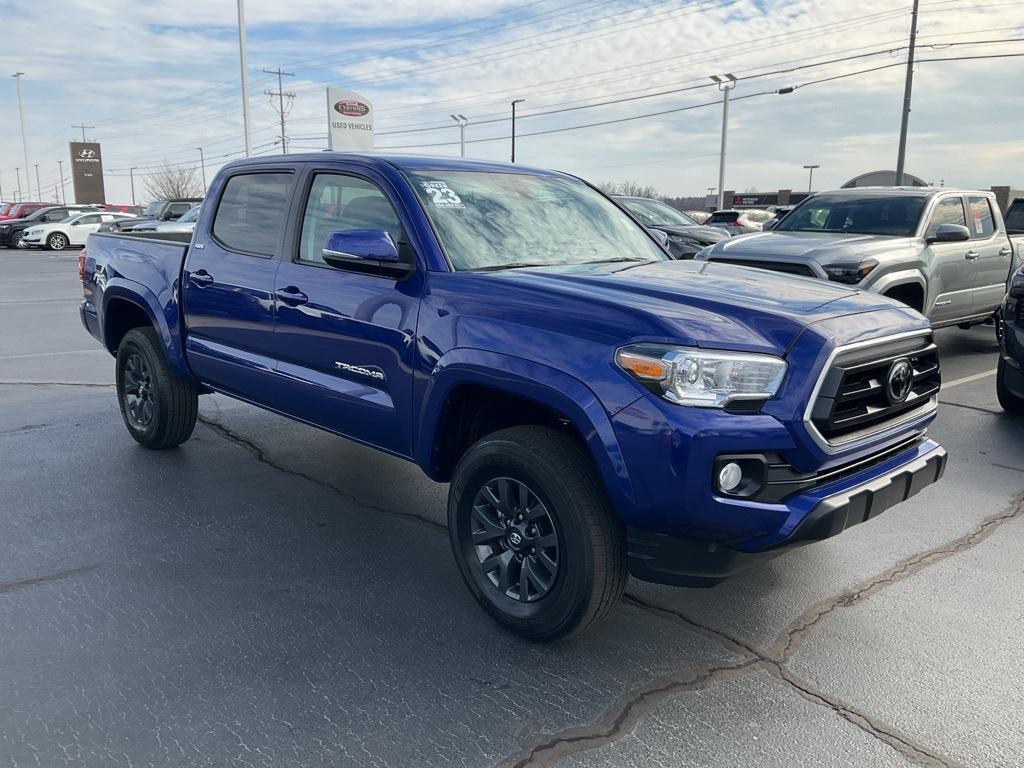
xmin=817 ymin=186 xmax=994 ymax=198
xmin=220 ymin=152 xmax=568 ymax=178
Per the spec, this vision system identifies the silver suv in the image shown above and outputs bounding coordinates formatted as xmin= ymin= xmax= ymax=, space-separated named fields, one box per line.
xmin=695 ymin=188 xmax=1018 ymax=334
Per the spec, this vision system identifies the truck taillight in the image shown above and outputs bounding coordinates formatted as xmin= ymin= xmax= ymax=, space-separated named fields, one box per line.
xmin=78 ymin=251 xmax=86 ymax=282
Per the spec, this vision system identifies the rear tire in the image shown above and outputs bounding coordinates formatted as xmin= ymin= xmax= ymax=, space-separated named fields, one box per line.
xmin=996 ymin=357 xmax=1024 ymax=415
xmin=46 ymin=232 xmax=68 ymax=251
xmin=115 ymin=327 xmax=198 ymax=449
xmin=448 ymin=426 xmax=627 ymax=641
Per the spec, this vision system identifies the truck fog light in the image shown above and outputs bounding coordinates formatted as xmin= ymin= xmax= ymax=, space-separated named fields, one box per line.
xmin=718 ymin=462 xmax=743 ymax=493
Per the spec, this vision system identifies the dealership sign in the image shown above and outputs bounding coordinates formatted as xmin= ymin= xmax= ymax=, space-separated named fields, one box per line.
xmin=69 ymin=142 xmax=106 ymax=204
xmin=326 ymin=87 xmax=374 ymax=152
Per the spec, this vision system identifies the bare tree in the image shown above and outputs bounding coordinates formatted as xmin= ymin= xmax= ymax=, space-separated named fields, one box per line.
xmin=596 ymin=180 xmax=659 ymax=198
xmin=142 ymin=165 xmax=204 ymax=201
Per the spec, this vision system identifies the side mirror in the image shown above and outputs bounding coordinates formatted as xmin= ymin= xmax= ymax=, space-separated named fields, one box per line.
xmin=322 ymin=229 xmax=412 ymax=277
xmin=650 ymin=228 xmax=670 ymax=247
xmin=762 ymin=219 xmax=777 ymax=231
xmin=928 ymin=223 xmax=971 ymax=243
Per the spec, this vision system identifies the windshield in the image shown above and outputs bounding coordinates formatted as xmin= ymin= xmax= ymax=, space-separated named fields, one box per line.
xmin=0 ymin=203 xmax=11 ymax=216
xmin=142 ymin=202 xmax=163 ymax=218
xmin=777 ymin=194 xmax=927 ymax=236
xmin=177 ymin=206 xmax=200 ymax=223
xmin=408 ymin=171 xmax=666 ymax=271
xmin=619 ymin=198 xmax=698 ymax=228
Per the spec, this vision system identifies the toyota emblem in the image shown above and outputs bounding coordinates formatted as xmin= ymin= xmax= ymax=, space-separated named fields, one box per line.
xmin=885 ymin=359 xmax=913 ymax=404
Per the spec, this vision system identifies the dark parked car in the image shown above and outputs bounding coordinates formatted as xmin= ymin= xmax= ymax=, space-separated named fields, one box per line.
xmin=614 ymin=196 xmax=729 ymax=258
xmin=762 ymin=206 xmax=793 ymax=231
xmin=997 ymin=263 xmax=1024 ymax=413
xmin=0 ymin=204 xmax=101 ymax=248
xmin=102 ymin=198 xmax=201 ymax=232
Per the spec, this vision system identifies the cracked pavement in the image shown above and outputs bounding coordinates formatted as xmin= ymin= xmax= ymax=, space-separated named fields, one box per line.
xmin=1 ymin=250 xmax=1022 ymax=767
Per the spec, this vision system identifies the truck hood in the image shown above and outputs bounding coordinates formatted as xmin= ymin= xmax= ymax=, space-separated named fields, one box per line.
xmin=705 ymin=231 xmax=920 ymax=264
xmin=655 ymin=224 xmax=731 ymax=244
xmin=485 ymin=259 xmax=921 ymax=356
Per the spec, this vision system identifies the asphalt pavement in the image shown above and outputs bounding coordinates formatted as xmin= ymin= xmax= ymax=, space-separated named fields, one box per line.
xmin=1 ymin=248 xmax=1021 ymax=768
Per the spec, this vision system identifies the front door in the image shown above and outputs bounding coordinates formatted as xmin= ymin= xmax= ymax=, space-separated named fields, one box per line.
xmin=966 ymin=195 xmax=1013 ymax=315
xmin=68 ymin=213 xmax=104 ymax=245
xmin=269 ymin=169 xmax=422 ymax=457
xmin=923 ymin=195 xmax=975 ymax=323
xmin=182 ymin=168 xmax=295 ymax=398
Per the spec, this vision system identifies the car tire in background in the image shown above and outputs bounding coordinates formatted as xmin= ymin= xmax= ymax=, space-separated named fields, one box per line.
xmin=46 ymin=233 xmax=68 ymax=251
xmin=996 ymin=357 xmax=1024 ymax=414
xmin=115 ymin=327 xmax=199 ymax=449
xmin=11 ymin=230 xmax=27 ymax=249
xmin=448 ymin=425 xmax=627 ymax=641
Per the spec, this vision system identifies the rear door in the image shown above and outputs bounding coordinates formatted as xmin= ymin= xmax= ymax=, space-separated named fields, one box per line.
xmin=966 ymin=194 xmax=1013 ymax=314
xmin=267 ymin=166 xmax=422 ymax=457
xmin=182 ymin=167 xmax=295 ymax=398
xmin=922 ymin=194 xmax=974 ymax=323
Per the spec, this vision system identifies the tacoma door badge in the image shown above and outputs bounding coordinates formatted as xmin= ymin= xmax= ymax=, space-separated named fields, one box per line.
xmin=335 ymin=362 xmax=386 ymax=381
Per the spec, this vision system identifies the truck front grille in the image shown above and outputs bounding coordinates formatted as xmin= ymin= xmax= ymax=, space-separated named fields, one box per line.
xmin=708 ymin=258 xmax=816 ymax=278
xmin=809 ymin=333 xmax=940 ymax=446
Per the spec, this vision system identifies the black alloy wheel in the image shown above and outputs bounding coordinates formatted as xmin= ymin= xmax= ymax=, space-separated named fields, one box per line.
xmin=122 ymin=352 xmax=156 ymax=430
xmin=471 ymin=477 xmax=560 ymax=603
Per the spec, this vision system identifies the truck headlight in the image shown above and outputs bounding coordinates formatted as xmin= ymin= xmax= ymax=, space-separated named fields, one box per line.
xmin=823 ymin=260 xmax=877 ymax=284
xmin=615 ymin=344 xmax=787 ymax=408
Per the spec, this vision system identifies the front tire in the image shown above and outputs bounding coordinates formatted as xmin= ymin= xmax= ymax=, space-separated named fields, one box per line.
xmin=115 ymin=327 xmax=198 ymax=449
xmin=448 ymin=426 xmax=627 ymax=640
xmin=46 ymin=232 xmax=68 ymax=251
xmin=11 ymin=230 xmax=26 ymax=249
xmin=996 ymin=357 xmax=1024 ymax=415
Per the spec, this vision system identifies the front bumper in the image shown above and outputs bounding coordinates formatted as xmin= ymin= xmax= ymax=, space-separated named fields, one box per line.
xmin=22 ymin=233 xmax=44 ymax=246
xmin=627 ymin=441 xmax=947 ymax=586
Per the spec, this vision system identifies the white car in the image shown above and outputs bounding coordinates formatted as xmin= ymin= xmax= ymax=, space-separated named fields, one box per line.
xmin=22 ymin=212 xmax=137 ymax=250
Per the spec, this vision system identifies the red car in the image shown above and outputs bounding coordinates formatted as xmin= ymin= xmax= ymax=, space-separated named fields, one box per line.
xmin=0 ymin=202 xmax=48 ymax=220
xmin=100 ymin=204 xmax=145 ymax=216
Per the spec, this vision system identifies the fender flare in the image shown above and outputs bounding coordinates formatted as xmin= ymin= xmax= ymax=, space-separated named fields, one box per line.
xmin=417 ymin=348 xmax=637 ymax=515
xmin=871 ymin=269 xmax=927 ymax=304
xmin=101 ymin=278 xmax=196 ymax=382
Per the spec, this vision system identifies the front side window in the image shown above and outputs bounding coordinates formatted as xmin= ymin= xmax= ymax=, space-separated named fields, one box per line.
xmin=407 ymin=171 xmax=665 ymax=271
xmin=76 ymin=214 xmax=101 ymax=225
xmin=777 ymin=194 xmax=926 ymax=236
xmin=298 ymin=174 xmax=403 ymax=265
xmin=966 ymin=196 xmax=995 ymax=238
xmin=926 ymin=197 xmax=967 ymax=239
xmin=212 ymin=172 xmax=293 ymax=256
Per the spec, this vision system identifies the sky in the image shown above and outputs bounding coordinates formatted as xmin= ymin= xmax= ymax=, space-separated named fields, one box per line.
xmin=0 ymin=0 xmax=1021 ymax=206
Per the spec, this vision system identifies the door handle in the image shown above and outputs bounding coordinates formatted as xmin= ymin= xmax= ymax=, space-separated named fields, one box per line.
xmin=275 ymin=286 xmax=309 ymax=306
xmin=964 ymin=250 xmax=980 ymax=261
xmin=188 ymin=269 xmax=214 ymax=287
xmin=999 ymin=247 xmax=1012 ymax=257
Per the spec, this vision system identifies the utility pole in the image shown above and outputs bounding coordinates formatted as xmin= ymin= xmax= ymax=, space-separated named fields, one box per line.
xmin=895 ymin=0 xmax=920 ymax=186
xmin=197 ymin=148 xmax=207 ymax=190
xmin=13 ymin=73 xmax=32 ymax=200
xmin=803 ymin=164 xmax=820 ymax=194
xmin=264 ymin=67 xmax=295 ymax=154
xmin=34 ymin=164 xmax=41 ymax=200
xmin=237 ymin=0 xmax=253 ymax=156
xmin=129 ymin=167 xmax=138 ymax=205
xmin=15 ymin=167 xmax=22 ymax=202
xmin=72 ymin=123 xmax=94 ymax=142
xmin=710 ymin=74 xmax=736 ymax=211
xmin=450 ymin=114 xmax=468 ymax=157
xmin=510 ymin=99 xmax=525 ymax=163
xmin=57 ymin=160 xmax=65 ymax=205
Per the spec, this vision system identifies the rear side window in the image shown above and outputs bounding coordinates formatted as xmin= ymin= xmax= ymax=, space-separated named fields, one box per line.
xmin=212 ymin=172 xmax=293 ymax=256
xmin=966 ymin=196 xmax=995 ymax=238
xmin=926 ymin=197 xmax=967 ymax=239
xmin=708 ymin=212 xmax=739 ymax=223
xmin=1006 ymin=201 xmax=1024 ymax=234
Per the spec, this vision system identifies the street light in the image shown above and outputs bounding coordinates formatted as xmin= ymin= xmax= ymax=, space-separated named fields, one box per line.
xmin=12 ymin=72 xmax=32 ymax=200
xmin=510 ymin=99 xmax=525 ymax=163
xmin=129 ymin=167 xmax=138 ymax=206
xmin=197 ymin=148 xmax=207 ymax=190
xmin=57 ymin=160 xmax=65 ymax=205
xmin=34 ymin=164 xmax=42 ymax=201
xmin=15 ymin=167 xmax=22 ymax=202
xmin=709 ymin=74 xmax=736 ymax=211
xmin=802 ymin=164 xmax=820 ymax=195
xmin=236 ymin=0 xmax=253 ymax=156
xmin=450 ymin=114 xmax=468 ymax=158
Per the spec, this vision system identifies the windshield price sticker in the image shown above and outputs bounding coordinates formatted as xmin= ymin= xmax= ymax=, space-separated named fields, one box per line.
xmin=421 ymin=181 xmax=465 ymax=209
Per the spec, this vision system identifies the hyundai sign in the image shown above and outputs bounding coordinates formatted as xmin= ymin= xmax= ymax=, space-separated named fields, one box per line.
xmin=69 ymin=142 xmax=106 ymax=204
xmin=326 ymin=87 xmax=374 ymax=152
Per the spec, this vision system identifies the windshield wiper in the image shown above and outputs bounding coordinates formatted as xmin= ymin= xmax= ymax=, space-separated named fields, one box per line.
xmin=467 ymin=262 xmax=554 ymax=272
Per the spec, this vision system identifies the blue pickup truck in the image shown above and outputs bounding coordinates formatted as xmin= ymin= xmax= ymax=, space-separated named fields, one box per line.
xmin=80 ymin=154 xmax=947 ymax=639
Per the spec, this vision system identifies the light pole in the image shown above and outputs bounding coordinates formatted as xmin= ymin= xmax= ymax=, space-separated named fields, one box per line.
xmin=710 ymin=74 xmax=736 ymax=211
xmin=57 ymin=160 xmax=65 ymax=205
xmin=12 ymin=72 xmax=32 ymax=200
xmin=129 ymin=167 xmax=138 ymax=205
xmin=236 ymin=0 xmax=253 ymax=156
xmin=450 ymin=114 xmax=468 ymax=157
xmin=197 ymin=148 xmax=207 ymax=190
xmin=34 ymin=164 xmax=42 ymax=200
xmin=510 ymin=99 xmax=525 ymax=163
xmin=802 ymin=164 xmax=820 ymax=194
xmin=15 ymin=167 xmax=22 ymax=202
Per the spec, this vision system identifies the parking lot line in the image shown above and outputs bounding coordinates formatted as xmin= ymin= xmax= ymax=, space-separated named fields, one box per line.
xmin=0 ymin=349 xmax=103 ymax=360
xmin=942 ymin=369 xmax=997 ymax=389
